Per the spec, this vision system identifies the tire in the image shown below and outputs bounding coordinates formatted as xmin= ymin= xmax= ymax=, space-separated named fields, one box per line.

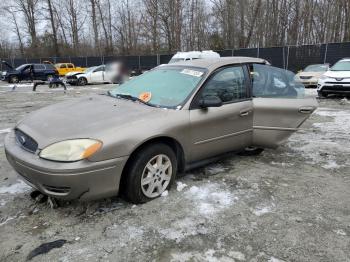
xmin=238 ymin=146 xmax=264 ymax=156
xmin=46 ymin=74 xmax=54 ymax=82
xmin=124 ymin=143 xmax=177 ymax=204
xmin=9 ymin=75 xmax=19 ymax=84
xmin=78 ymin=77 xmax=87 ymax=86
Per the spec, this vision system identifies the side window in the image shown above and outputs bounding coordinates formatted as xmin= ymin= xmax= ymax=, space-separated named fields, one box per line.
xmin=201 ymin=66 xmax=247 ymax=103
xmin=34 ymin=64 xmax=45 ymax=70
xmin=60 ymin=64 xmax=67 ymax=69
xmin=94 ymin=66 xmax=104 ymax=72
xmin=67 ymin=64 xmax=74 ymax=68
xmin=250 ymin=64 xmax=304 ymax=98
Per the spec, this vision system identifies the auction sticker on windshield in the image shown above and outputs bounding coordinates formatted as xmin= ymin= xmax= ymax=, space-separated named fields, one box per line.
xmin=139 ymin=92 xmax=152 ymax=102
xmin=180 ymin=69 xmax=203 ymax=77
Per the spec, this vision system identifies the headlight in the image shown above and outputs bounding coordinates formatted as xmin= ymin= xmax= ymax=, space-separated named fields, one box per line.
xmin=40 ymin=139 xmax=102 ymax=162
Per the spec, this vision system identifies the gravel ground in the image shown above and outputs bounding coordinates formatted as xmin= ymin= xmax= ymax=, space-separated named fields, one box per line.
xmin=0 ymin=83 xmax=349 ymax=262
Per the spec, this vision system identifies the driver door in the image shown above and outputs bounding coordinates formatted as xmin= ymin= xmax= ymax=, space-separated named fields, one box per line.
xmin=189 ymin=65 xmax=253 ymax=162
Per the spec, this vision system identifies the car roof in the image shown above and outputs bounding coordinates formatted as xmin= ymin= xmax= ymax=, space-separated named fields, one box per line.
xmin=168 ymin=57 xmax=269 ymax=71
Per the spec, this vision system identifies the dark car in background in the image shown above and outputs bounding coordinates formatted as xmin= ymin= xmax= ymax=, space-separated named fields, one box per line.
xmin=1 ymin=62 xmax=58 ymax=83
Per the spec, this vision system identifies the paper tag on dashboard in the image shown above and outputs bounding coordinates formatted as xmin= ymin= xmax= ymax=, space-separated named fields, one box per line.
xmin=180 ymin=69 xmax=203 ymax=77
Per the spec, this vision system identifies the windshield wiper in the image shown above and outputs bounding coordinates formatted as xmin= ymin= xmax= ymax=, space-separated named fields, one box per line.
xmin=114 ymin=93 xmax=155 ymax=107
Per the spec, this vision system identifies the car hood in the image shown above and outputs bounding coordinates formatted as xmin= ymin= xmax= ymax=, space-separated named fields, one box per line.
xmin=297 ymin=71 xmax=324 ymax=78
xmin=323 ymin=70 xmax=350 ymax=78
xmin=65 ymin=71 xmax=85 ymax=77
xmin=16 ymin=94 xmax=170 ymax=149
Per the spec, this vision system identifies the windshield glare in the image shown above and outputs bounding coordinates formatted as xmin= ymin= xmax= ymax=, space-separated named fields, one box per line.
xmin=15 ymin=64 xmax=29 ymax=71
xmin=304 ymin=64 xmax=328 ymax=72
xmin=109 ymin=67 xmax=206 ymax=108
xmin=331 ymin=61 xmax=350 ymax=71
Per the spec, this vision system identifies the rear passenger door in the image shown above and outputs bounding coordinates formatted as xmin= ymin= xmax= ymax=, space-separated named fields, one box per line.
xmin=250 ymin=64 xmax=317 ymax=148
xmin=189 ymin=65 xmax=253 ymax=162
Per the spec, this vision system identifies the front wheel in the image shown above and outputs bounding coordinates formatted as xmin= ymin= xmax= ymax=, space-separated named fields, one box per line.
xmin=78 ymin=77 xmax=87 ymax=86
xmin=318 ymin=91 xmax=328 ymax=98
xmin=124 ymin=143 xmax=177 ymax=204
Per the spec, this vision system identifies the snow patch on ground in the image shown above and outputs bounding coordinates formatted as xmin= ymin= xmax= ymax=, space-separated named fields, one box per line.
xmin=322 ymin=160 xmax=341 ymax=170
xmin=171 ymin=249 xmax=231 ymax=262
xmin=158 ymin=217 xmax=208 ymax=242
xmin=268 ymin=257 xmax=286 ymax=262
xmin=205 ymin=164 xmax=226 ymax=175
xmin=333 ymin=229 xmax=347 ymax=236
xmin=0 ymin=128 xmax=11 ymax=134
xmin=228 ymin=251 xmax=246 ymax=261
xmin=161 ymin=190 xmax=168 ymax=197
xmin=0 ymin=180 xmax=31 ymax=194
xmin=176 ymin=181 xmax=187 ymax=192
xmin=288 ymin=108 xmax=350 ymax=168
xmin=252 ymin=203 xmax=275 ymax=216
xmin=0 ymin=199 xmax=7 ymax=207
xmin=185 ymin=184 xmax=237 ymax=217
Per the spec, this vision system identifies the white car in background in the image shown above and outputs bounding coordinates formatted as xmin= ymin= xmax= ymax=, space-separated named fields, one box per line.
xmin=168 ymin=50 xmax=220 ymax=63
xmin=317 ymin=58 xmax=350 ymax=97
xmin=295 ymin=64 xmax=329 ymax=88
xmin=65 ymin=63 xmax=125 ymax=86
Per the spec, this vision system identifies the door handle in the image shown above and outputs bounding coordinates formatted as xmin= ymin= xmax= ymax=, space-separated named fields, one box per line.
xmin=299 ymin=106 xmax=314 ymax=114
xmin=240 ymin=110 xmax=250 ymax=117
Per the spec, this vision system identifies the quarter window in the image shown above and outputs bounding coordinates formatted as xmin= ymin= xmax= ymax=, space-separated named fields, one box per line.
xmin=200 ymin=66 xmax=247 ymax=103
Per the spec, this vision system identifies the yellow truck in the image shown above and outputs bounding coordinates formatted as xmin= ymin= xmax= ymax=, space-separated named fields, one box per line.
xmin=54 ymin=63 xmax=86 ymax=76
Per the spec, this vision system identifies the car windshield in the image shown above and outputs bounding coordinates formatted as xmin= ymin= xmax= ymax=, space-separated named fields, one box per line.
xmin=109 ymin=66 xmax=206 ymax=108
xmin=331 ymin=61 xmax=350 ymax=71
xmin=15 ymin=64 xmax=29 ymax=71
xmin=304 ymin=64 xmax=328 ymax=72
xmin=168 ymin=58 xmax=185 ymax=64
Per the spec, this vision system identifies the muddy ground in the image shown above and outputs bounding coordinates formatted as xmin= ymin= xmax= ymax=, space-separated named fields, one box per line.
xmin=0 ymin=83 xmax=349 ymax=262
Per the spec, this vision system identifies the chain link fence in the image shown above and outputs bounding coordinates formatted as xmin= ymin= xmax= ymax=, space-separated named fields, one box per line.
xmin=1 ymin=42 xmax=350 ymax=73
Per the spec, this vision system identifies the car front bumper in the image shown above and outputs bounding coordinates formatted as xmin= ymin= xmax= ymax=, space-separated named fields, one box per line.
xmin=4 ymin=131 xmax=128 ymax=201
xmin=318 ymin=80 xmax=350 ymax=95
xmin=66 ymin=77 xmax=78 ymax=85
xmin=300 ymin=80 xmax=318 ymax=87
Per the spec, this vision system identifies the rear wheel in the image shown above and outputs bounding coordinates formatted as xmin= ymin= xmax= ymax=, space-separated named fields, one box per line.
xmin=78 ymin=77 xmax=87 ymax=86
xmin=124 ymin=143 xmax=177 ymax=204
xmin=9 ymin=75 xmax=19 ymax=83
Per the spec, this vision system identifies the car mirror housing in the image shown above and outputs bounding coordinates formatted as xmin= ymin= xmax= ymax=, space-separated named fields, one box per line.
xmin=199 ymin=96 xmax=223 ymax=108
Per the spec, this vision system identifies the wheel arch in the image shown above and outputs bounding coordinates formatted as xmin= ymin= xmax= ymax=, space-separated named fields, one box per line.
xmin=119 ymin=136 xmax=186 ymax=193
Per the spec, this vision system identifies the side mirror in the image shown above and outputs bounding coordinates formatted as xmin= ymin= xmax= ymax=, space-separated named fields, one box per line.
xmin=199 ymin=95 xmax=223 ymax=108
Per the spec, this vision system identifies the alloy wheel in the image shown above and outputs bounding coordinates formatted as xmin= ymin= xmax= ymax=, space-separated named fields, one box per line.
xmin=141 ymin=154 xmax=172 ymax=198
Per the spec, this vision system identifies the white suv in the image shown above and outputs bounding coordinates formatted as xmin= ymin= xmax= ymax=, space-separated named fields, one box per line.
xmin=317 ymin=58 xmax=350 ymax=97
